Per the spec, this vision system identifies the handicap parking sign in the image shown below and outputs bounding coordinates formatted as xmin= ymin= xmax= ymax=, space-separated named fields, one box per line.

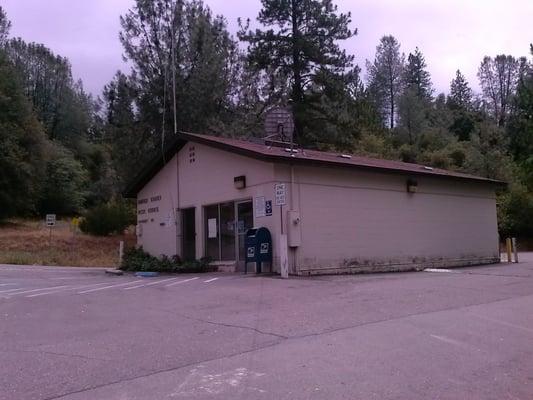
xmin=265 ymin=200 xmax=272 ymax=216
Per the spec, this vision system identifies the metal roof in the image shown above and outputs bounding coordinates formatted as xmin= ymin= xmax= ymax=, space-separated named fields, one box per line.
xmin=124 ymin=131 xmax=504 ymax=197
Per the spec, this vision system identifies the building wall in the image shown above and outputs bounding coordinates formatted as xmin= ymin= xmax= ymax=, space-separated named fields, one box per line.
xmin=137 ymin=143 xmax=500 ymax=274
xmin=136 ymin=154 xmax=179 ymax=257
xmin=138 ymin=143 xmax=280 ymax=263
xmin=275 ymin=164 xmax=500 ymax=275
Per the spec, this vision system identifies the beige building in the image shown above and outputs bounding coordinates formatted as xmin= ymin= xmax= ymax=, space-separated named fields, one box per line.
xmin=125 ymin=132 xmax=502 ymax=275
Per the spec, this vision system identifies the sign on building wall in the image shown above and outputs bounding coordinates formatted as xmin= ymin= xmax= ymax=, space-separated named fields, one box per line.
xmin=255 ymin=196 xmax=266 ymax=217
xmin=275 ymin=183 xmax=286 ymax=206
xmin=208 ymin=218 xmax=217 ymax=238
xmin=265 ymin=200 xmax=273 ymax=216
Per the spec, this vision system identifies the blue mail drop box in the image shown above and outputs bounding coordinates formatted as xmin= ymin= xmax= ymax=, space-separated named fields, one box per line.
xmin=244 ymin=227 xmax=272 ymax=274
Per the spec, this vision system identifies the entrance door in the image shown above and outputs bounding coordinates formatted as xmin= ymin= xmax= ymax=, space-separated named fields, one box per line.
xmin=182 ymin=208 xmax=196 ymax=261
xmin=204 ymin=203 xmax=236 ymax=261
xmin=236 ymin=200 xmax=254 ymax=271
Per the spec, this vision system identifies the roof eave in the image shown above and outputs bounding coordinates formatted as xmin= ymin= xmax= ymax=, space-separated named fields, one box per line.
xmin=123 ymin=132 xmax=506 ymax=198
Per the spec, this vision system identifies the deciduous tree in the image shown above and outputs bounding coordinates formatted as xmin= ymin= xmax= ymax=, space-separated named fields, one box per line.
xmin=478 ymin=54 xmax=524 ymax=126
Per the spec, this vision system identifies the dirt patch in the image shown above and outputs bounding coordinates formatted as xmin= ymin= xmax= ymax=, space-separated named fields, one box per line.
xmin=0 ymin=219 xmax=136 ymax=267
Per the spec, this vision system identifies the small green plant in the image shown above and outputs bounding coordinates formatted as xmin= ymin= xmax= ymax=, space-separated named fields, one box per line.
xmin=79 ymin=200 xmax=135 ymax=236
xmin=120 ymin=247 xmax=214 ymax=273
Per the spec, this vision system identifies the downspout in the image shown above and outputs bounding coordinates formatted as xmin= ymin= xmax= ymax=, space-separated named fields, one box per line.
xmin=176 ymin=154 xmax=181 ymax=257
xmin=290 ymin=165 xmax=295 ymax=210
xmin=290 ymin=163 xmax=297 ymax=274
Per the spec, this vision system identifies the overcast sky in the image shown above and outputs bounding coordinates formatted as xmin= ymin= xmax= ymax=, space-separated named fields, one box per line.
xmin=3 ymin=0 xmax=532 ymax=97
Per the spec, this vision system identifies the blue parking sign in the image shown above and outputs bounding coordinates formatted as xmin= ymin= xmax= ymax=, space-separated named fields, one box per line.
xmin=265 ymin=200 xmax=272 ymax=216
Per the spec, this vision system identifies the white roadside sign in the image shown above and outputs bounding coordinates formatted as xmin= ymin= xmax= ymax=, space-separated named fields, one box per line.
xmin=45 ymin=214 xmax=56 ymax=227
xmin=275 ymin=183 xmax=286 ymax=206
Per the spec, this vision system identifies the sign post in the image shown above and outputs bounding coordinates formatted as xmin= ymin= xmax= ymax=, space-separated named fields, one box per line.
xmin=274 ymin=184 xmax=288 ymax=278
xmin=46 ymin=214 xmax=56 ymax=248
xmin=275 ymin=183 xmax=286 ymax=232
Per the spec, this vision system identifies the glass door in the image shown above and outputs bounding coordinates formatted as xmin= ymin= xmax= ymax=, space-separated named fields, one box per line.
xmin=204 ymin=205 xmax=220 ymax=260
xmin=220 ymin=202 xmax=236 ymax=261
xmin=204 ymin=202 xmax=236 ymax=261
xmin=236 ymin=201 xmax=254 ymax=270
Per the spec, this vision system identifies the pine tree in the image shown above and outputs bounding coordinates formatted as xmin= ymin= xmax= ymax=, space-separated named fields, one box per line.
xmin=507 ymin=46 xmax=533 ymax=182
xmin=0 ymin=6 xmax=10 ymax=44
xmin=404 ymin=47 xmax=433 ymax=101
xmin=366 ymin=35 xmax=405 ymax=129
xmin=448 ymin=70 xmax=472 ymax=110
xmin=120 ymin=0 xmax=240 ymax=137
xmin=103 ymin=71 xmax=154 ymax=189
xmin=0 ymin=51 xmax=48 ymax=218
xmin=239 ymin=0 xmax=356 ymax=144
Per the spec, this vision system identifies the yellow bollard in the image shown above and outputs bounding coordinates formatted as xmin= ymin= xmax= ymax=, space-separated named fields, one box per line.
xmin=506 ymin=238 xmax=512 ymax=263
xmin=512 ymin=238 xmax=518 ymax=263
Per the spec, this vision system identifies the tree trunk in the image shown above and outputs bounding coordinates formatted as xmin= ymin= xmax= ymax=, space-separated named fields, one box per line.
xmin=390 ymin=89 xmax=395 ymax=129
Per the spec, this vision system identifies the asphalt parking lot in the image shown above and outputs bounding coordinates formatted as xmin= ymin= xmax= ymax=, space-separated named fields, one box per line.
xmin=1 ymin=255 xmax=533 ymax=400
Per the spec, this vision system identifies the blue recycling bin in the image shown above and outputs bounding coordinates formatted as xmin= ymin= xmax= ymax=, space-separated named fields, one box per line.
xmin=244 ymin=227 xmax=272 ymax=274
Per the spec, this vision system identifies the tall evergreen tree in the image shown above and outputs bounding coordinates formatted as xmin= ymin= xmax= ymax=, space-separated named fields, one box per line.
xmin=119 ymin=0 xmax=240 ymax=139
xmin=0 ymin=51 xmax=48 ymax=219
xmin=4 ymin=38 xmax=96 ymax=148
xmin=366 ymin=35 xmax=405 ymax=129
xmin=103 ymin=71 xmax=154 ymax=189
xmin=446 ymin=70 xmax=476 ymax=141
xmin=404 ymin=47 xmax=433 ymax=101
xmin=507 ymin=45 xmax=533 ymax=187
xmin=0 ymin=6 xmax=10 ymax=45
xmin=238 ymin=0 xmax=356 ymax=144
xmin=448 ymin=70 xmax=472 ymax=110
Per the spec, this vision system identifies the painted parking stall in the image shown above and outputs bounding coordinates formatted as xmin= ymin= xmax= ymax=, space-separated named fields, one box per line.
xmin=0 ymin=265 xmax=230 ymax=300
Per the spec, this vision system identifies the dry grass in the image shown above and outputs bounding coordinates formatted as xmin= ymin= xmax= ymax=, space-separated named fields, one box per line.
xmin=0 ymin=219 xmax=136 ymax=267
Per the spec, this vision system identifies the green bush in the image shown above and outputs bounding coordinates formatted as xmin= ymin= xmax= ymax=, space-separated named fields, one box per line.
xmin=79 ymin=200 xmax=135 ymax=236
xmin=39 ymin=145 xmax=89 ymax=216
xmin=498 ymin=187 xmax=533 ymax=239
xmin=120 ymin=247 xmax=214 ymax=273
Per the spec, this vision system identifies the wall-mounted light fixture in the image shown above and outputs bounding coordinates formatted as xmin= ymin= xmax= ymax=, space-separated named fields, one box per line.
xmin=234 ymin=175 xmax=246 ymax=190
xmin=407 ymin=178 xmax=418 ymax=193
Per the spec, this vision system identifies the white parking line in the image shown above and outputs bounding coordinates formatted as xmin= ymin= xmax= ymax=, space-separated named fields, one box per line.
xmin=26 ymin=282 xmax=111 ymax=298
xmin=165 ymin=277 xmax=199 ymax=287
xmin=204 ymin=278 xmax=219 ymax=283
xmin=145 ymin=277 xmax=182 ymax=286
xmin=123 ymin=277 xmax=182 ymax=291
xmin=0 ymin=287 xmax=25 ymax=294
xmin=6 ymin=285 xmax=70 ymax=296
xmin=78 ymin=280 xmax=143 ymax=294
xmin=424 ymin=268 xmax=457 ymax=273
xmin=123 ymin=284 xmax=148 ymax=290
